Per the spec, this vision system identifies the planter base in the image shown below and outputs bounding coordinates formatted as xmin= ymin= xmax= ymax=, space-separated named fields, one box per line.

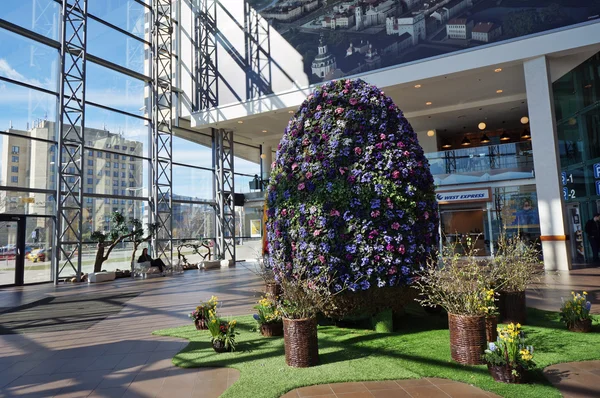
xmin=568 ymin=318 xmax=592 ymax=333
xmin=448 ymin=313 xmax=486 ymax=365
xmin=212 ymin=340 xmax=232 ymax=353
xmin=283 ymin=318 xmax=318 ymax=367
xmin=488 ymin=364 xmax=527 ymax=384
xmin=260 ymin=322 xmax=283 ymax=337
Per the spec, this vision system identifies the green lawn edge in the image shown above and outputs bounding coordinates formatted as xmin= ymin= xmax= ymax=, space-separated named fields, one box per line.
xmin=152 ymin=308 xmax=600 ymax=398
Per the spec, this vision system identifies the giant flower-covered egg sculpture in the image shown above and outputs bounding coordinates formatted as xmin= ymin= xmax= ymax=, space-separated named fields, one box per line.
xmin=266 ymin=79 xmax=438 ymax=294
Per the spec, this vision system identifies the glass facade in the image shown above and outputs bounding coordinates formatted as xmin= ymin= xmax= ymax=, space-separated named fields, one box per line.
xmin=554 ymin=51 xmax=600 ymax=263
xmin=0 ymin=3 xmax=263 ymax=284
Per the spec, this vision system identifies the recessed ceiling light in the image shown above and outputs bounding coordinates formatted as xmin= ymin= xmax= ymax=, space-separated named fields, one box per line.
xmin=262 ymin=130 xmax=268 ymax=133
xmin=237 ymin=120 xmax=243 ymax=124
xmin=414 ymin=84 xmax=422 ymax=88
xmin=478 ymin=122 xmax=486 ymax=130
xmin=425 ymin=102 xmax=432 ymax=106
xmin=520 ymin=116 xmax=529 ymax=124
xmin=427 ymin=130 xmax=435 ymax=137
xmin=496 ymin=89 xmax=503 ymax=94
xmin=288 ymin=110 xmax=294 ymax=114
xmin=494 ymin=68 xmax=502 ymax=73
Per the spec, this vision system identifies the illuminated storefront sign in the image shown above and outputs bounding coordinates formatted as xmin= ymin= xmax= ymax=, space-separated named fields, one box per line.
xmin=436 ymin=188 xmax=491 ymax=204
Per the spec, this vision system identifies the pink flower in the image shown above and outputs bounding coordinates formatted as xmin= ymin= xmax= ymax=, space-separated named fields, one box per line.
xmin=298 ymin=183 xmax=305 ymax=190
xmin=392 ymin=170 xmax=400 ymax=179
xmin=386 ymin=244 xmax=394 ymax=251
xmin=398 ymin=245 xmax=405 ymax=254
xmin=339 ymin=168 xmax=346 ymax=175
xmin=371 ymin=210 xmax=380 ymax=218
xmin=386 ymin=198 xmax=394 ymax=209
xmin=349 ymin=98 xmax=358 ymax=105
xmin=291 ymin=163 xmax=298 ymax=170
xmin=318 ymin=255 xmax=326 ymax=264
xmin=424 ymin=211 xmax=429 ymax=220
xmin=388 ymin=266 xmax=397 ymax=275
xmin=335 ymin=107 xmax=344 ymax=114
xmin=313 ymin=230 xmax=321 ymax=236
xmin=380 ymin=133 xmax=386 ymax=140
xmin=306 ymin=171 xmax=313 ymax=179
xmin=330 ymin=209 xmax=340 ymax=217
xmin=392 ymin=222 xmax=400 ymax=230
xmin=281 ymin=209 xmax=287 ymax=216
xmin=354 ymin=147 xmax=362 ymax=155
xmin=316 ymin=105 xmax=322 ymax=110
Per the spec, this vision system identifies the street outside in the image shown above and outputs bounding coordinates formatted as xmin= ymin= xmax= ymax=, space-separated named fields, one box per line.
xmin=0 ymin=240 xmax=263 ymax=285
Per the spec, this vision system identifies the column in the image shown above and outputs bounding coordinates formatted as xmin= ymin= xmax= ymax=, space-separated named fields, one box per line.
xmin=524 ymin=56 xmax=571 ymax=271
xmin=261 ymin=145 xmax=272 ymax=182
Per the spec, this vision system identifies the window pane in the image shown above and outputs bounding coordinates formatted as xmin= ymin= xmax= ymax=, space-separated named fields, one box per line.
xmin=234 ymin=144 xmax=261 ymax=175
xmin=24 ymin=217 xmax=54 ymax=284
xmin=0 ymin=81 xmax=57 ymax=140
xmin=172 ymin=132 xmax=213 ymax=168
xmin=173 ymin=165 xmax=213 ymax=201
xmin=235 ymin=174 xmax=258 ymax=194
xmin=173 ymin=203 xmax=215 ymax=239
xmin=86 ymin=62 xmax=146 ymax=115
xmin=85 ymin=105 xmax=149 ymax=155
xmin=2 ymin=0 xmax=60 ymax=40
xmin=0 ymin=133 xmax=56 ymax=190
xmin=88 ymin=0 xmax=148 ymax=40
xmin=83 ymin=198 xmax=148 ymax=237
xmin=0 ymin=28 xmax=59 ymax=92
xmin=84 ymin=150 xmax=147 ymax=197
xmin=87 ymin=19 xmax=149 ymax=76
xmin=0 ymin=190 xmax=55 ymax=215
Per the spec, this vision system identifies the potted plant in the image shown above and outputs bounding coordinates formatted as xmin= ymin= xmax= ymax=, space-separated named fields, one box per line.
xmin=560 ymin=291 xmax=593 ymax=332
xmin=265 ymin=78 xmax=438 ymax=346
xmin=188 ymin=296 xmax=218 ymax=330
xmin=482 ymin=288 xmax=500 ymax=343
xmin=253 ymin=296 xmax=283 ymax=336
xmin=483 ymin=323 xmax=535 ymax=383
xmin=492 ymin=233 xmax=543 ymax=325
xmin=207 ymin=313 xmax=238 ymax=352
xmin=414 ymin=240 xmax=491 ymax=365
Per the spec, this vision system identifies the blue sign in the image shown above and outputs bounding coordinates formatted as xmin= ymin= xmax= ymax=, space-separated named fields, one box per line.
xmin=596 ymin=180 xmax=600 ymax=196
xmin=561 ymin=172 xmax=567 ymax=186
xmin=594 ymin=163 xmax=600 ymax=179
xmin=563 ymin=187 xmax=568 ymax=200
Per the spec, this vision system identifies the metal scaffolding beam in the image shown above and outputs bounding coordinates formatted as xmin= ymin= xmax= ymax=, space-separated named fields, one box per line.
xmin=151 ymin=0 xmax=173 ymax=264
xmin=214 ymin=128 xmax=235 ymax=261
xmin=196 ymin=0 xmax=218 ymax=111
xmin=55 ymin=0 xmax=87 ymax=283
xmin=244 ymin=2 xmax=272 ymax=100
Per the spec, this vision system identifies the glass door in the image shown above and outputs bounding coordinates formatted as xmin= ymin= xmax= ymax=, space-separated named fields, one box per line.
xmin=0 ymin=215 xmax=25 ymax=286
xmin=24 ymin=217 xmax=54 ymax=284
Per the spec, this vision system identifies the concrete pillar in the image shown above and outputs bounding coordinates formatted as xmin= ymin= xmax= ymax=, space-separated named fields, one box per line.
xmin=418 ymin=130 xmax=438 ymax=154
xmin=524 ymin=56 xmax=571 ymax=271
xmin=261 ymin=146 xmax=272 ymax=181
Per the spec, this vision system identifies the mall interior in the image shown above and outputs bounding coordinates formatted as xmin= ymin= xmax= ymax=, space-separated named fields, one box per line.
xmin=0 ymin=0 xmax=599 ymax=288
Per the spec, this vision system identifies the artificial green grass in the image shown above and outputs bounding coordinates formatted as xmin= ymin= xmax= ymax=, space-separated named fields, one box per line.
xmin=153 ymin=307 xmax=600 ymax=398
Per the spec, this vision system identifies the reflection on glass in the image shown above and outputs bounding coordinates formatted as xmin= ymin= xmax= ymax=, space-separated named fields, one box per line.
xmin=87 ymin=19 xmax=149 ymax=76
xmin=234 ymin=174 xmax=257 ymax=194
xmin=0 ymin=82 xmax=58 ymax=138
xmin=0 ymin=219 xmax=18 ymax=286
xmin=0 ymin=29 xmax=59 ymax=91
xmin=88 ymin=0 xmax=148 ymax=39
xmin=86 ymin=62 xmax=146 ymax=115
xmin=85 ymin=105 xmax=149 ymax=154
xmin=82 ymin=198 xmax=148 ymax=238
xmin=2 ymin=0 xmax=60 ymax=40
xmin=0 ymin=133 xmax=57 ymax=190
xmin=172 ymin=203 xmax=215 ymax=239
xmin=173 ymin=165 xmax=213 ymax=201
xmin=0 ymin=190 xmax=55 ymax=215
xmin=234 ymin=145 xmax=261 ymax=175
xmin=24 ymin=217 xmax=54 ymax=284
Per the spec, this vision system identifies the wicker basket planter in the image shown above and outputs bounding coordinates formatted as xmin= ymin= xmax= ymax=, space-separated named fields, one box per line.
xmin=448 ymin=313 xmax=486 ymax=365
xmin=212 ymin=340 xmax=232 ymax=353
xmin=568 ymin=318 xmax=592 ymax=333
xmin=487 ymin=364 xmax=527 ymax=384
xmin=485 ymin=315 xmax=498 ymax=343
xmin=194 ymin=318 xmax=208 ymax=330
xmin=265 ymin=282 xmax=282 ymax=298
xmin=260 ymin=322 xmax=283 ymax=337
xmin=498 ymin=291 xmax=526 ymax=325
xmin=283 ymin=317 xmax=318 ymax=367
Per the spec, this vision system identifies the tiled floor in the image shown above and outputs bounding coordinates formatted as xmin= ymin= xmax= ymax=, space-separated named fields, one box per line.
xmin=544 ymin=360 xmax=600 ymax=398
xmin=282 ymin=378 xmax=501 ymax=398
xmin=0 ymin=264 xmax=598 ymax=398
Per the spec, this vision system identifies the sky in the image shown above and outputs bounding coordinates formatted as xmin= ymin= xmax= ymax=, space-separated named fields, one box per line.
xmin=0 ymin=0 xmax=261 ymax=199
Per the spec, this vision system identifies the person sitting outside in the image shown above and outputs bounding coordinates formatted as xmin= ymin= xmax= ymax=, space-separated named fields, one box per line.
xmin=138 ymin=248 xmax=167 ymax=276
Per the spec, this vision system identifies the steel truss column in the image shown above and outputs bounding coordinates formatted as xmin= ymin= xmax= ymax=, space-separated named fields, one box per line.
xmin=214 ymin=129 xmax=235 ymax=261
xmin=56 ymin=0 xmax=87 ymax=283
xmin=244 ymin=1 xmax=272 ymax=100
xmin=196 ymin=0 xmax=218 ymax=111
xmin=151 ymin=0 xmax=173 ymax=264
